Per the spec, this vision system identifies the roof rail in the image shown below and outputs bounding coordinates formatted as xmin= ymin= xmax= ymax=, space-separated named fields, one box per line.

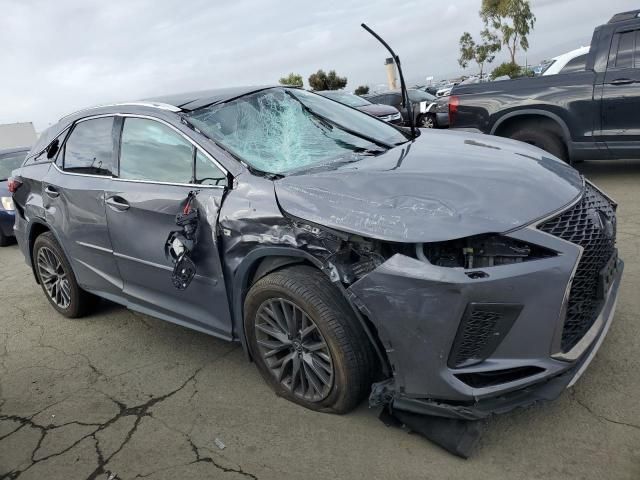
xmin=60 ymin=101 xmax=181 ymax=121
xmin=608 ymin=10 xmax=640 ymax=24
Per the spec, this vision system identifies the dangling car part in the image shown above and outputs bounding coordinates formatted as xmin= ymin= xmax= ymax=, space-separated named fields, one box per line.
xmin=166 ymin=190 xmax=200 ymax=290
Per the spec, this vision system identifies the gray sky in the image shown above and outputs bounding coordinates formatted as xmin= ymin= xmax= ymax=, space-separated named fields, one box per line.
xmin=1 ymin=0 xmax=636 ymax=131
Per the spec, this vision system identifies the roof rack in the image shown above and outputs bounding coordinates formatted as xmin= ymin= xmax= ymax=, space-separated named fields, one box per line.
xmin=60 ymin=101 xmax=181 ymax=121
xmin=608 ymin=10 xmax=640 ymax=24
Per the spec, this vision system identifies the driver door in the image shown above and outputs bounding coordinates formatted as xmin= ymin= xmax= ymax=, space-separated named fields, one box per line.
xmin=105 ymin=115 xmax=232 ymax=338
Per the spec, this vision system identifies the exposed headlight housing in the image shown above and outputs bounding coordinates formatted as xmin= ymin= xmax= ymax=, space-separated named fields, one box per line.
xmin=1 ymin=196 xmax=14 ymax=211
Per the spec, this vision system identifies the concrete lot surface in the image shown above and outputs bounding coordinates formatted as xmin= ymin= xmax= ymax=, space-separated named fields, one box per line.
xmin=1 ymin=160 xmax=639 ymax=479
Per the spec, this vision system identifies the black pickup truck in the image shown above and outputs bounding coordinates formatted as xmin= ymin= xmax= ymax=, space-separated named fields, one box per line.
xmin=449 ymin=10 xmax=640 ymax=162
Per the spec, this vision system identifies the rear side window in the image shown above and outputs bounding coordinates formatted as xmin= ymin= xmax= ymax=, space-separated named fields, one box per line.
xmin=612 ymin=30 xmax=638 ymax=69
xmin=63 ymin=118 xmax=114 ymax=175
xmin=119 ymin=118 xmax=193 ymax=183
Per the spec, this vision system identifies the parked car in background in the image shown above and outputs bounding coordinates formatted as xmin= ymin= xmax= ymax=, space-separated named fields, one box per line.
xmin=364 ymin=89 xmax=441 ymax=128
xmin=542 ymin=46 xmax=590 ymax=76
xmin=1 ymin=147 xmax=29 ymax=246
xmin=315 ymin=90 xmax=402 ymax=124
xmin=449 ymin=10 xmax=640 ymax=162
xmin=10 ymin=86 xmax=622 ymax=435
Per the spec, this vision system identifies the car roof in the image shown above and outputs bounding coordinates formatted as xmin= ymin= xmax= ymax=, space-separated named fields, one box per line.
xmin=145 ymin=85 xmax=278 ymax=111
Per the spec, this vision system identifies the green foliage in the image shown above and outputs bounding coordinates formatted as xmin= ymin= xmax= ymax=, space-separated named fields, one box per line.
xmin=279 ymin=73 xmax=303 ymax=88
xmin=481 ymin=0 xmax=536 ymax=64
xmin=308 ymin=69 xmax=348 ymax=91
xmin=490 ymin=61 xmax=534 ymax=79
xmin=354 ymin=85 xmax=370 ymax=95
xmin=458 ymin=28 xmax=501 ymax=77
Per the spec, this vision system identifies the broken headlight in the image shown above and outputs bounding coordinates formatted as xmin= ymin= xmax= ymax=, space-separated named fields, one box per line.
xmin=416 ymin=234 xmax=555 ymax=269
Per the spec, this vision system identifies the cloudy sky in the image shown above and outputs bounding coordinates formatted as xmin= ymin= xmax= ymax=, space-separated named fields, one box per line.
xmin=1 ymin=0 xmax=636 ymax=131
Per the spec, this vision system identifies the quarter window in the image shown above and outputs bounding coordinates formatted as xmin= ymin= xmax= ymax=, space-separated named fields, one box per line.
xmin=63 ymin=117 xmax=114 ymax=175
xmin=119 ymin=118 xmax=193 ymax=183
xmin=195 ymin=150 xmax=227 ymax=186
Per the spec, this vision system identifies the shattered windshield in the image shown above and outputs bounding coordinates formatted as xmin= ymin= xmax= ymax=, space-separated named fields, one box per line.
xmin=186 ymin=87 xmax=408 ymax=175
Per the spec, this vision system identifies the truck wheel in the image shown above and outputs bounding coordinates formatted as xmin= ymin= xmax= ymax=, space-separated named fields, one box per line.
xmin=244 ymin=265 xmax=374 ymax=414
xmin=507 ymin=126 xmax=567 ymax=161
xmin=33 ymin=232 xmax=96 ymax=318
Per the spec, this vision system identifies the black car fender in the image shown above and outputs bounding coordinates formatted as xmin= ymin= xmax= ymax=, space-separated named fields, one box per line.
xmin=230 ymin=246 xmax=391 ymax=375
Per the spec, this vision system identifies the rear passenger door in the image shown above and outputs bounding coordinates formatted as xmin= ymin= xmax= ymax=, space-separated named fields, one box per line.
xmin=43 ymin=116 xmax=123 ymax=296
xmin=105 ymin=116 xmax=232 ymax=337
xmin=601 ymin=28 xmax=640 ymax=151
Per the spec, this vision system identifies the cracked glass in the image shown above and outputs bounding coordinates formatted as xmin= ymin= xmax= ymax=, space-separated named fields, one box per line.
xmin=186 ymin=87 xmax=408 ymax=175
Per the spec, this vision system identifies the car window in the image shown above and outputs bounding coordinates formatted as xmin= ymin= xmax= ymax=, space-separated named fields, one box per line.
xmin=195 ymin=150 xmax=227 ymax=186
xmin=614 ymin=30 xmax=636 ymax=69
xmin=63 ymin=117 xmax=114 ymax=175
xmin=0 ymin=151 xmax=28 ymax=180
xmin=119 ymin=118 xmax=194 ymax=184
xmin=559 ymin=54 xmax=588 ymax=74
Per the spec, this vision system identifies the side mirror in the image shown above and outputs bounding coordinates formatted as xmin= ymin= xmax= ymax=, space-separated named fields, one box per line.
xmin=46 ymin=140 xmax=59 ymax=159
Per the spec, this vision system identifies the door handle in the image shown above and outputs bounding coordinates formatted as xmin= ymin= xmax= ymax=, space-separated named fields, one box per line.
xmin=106 ymin=195 xmax=130 ymax=211
xmin=610 ymin=78 xmax=634 ymax=85
xmin=44 ymin=185 xmax=59 ymax=198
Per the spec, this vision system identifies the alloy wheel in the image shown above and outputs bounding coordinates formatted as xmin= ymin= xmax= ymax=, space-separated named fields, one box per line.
xmin=255 ymin=298 xmax=334 ymax=402
xmin=421 ymin=115 xmax=435 ymax=128
xmin=36 ymin=246 xmax=71 ymax=309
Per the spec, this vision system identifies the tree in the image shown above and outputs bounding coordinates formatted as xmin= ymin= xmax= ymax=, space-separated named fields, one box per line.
xmin=490 ymin=61 xmax=534 ymax=79
xmin=279 ymin=73 xmax=303 ymax=87
xmin=308 ymin=69 xmax=348 ymax=91
xmin=354 ymin=85 xmax=369 ymax=95
xmin=481 ymin=0 xmax=536 ymax=65
xmin=458 ymin=29 xmax=501 ymax=78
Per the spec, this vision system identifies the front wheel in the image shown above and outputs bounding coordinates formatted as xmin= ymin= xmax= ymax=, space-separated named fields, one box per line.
xmin=244 ymin=265 xmax=375 ymax=414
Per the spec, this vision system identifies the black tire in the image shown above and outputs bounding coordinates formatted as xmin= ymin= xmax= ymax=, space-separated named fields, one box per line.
xmin=33 ymin=232 xmax=96 ymax=318
xmin=419 ymin=114 xmax=436 ymax=129
xmin=244 ymin=265 xmax=374 ymax=414
xmin=506 ymin=124 xmax=567 ymax=161
xmin=0 ymin=231 xmax=11 ymax=247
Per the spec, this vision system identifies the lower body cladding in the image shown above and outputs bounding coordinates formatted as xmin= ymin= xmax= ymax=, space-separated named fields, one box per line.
xmin=348 ymin=226 xmax=624 ymax=423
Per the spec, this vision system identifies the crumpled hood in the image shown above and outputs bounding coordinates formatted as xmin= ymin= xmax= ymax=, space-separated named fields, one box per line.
xmin=274 ymin=129 xmax=584 ymax=243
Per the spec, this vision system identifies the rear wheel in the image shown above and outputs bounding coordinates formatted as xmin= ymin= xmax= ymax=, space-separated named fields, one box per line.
xmin=33 ymin=232 xmax=96 ymax=318
xmin=505 ymin=123 xmax=567 ymax=161
xmin=244 ymin=265 xmax=374 ymax=414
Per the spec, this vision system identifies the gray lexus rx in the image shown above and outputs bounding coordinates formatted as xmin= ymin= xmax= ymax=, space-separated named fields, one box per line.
xmin=10 ymin=86 xmax=623 ymax=438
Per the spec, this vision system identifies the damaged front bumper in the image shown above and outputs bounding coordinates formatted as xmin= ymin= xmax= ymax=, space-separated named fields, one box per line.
xmin=349 ymin=227 xmax=624 ymax=420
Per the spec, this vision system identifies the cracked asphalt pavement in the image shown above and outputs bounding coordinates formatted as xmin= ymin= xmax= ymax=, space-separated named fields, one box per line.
xmin=1 ymin=160 xmax=640 ymax=479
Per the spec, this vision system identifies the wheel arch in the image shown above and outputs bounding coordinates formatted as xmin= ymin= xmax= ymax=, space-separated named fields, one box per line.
xmin=231 ymin=247 xmax=391 ymax=376
xmin=27 ymin=219 xmax=54 ymax=284
xmin=491 ymin=110 xmax=573 ymax=158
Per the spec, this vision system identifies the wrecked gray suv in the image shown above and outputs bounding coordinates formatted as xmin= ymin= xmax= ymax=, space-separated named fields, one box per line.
xmin=11 ymin=86 xmax=623 ymax=435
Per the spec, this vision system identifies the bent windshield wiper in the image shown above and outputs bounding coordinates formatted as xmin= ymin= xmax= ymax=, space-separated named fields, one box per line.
xmin=284 ymin=90 xmax=394 ymax=150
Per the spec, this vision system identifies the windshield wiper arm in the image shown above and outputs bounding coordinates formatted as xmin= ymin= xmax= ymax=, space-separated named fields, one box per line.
xmin=284 ymin=91 xmax=394 ymax=150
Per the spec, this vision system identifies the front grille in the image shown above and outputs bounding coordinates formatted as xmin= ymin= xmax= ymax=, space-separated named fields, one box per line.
xmin=539 ymin=183 xmax=617 ymax=352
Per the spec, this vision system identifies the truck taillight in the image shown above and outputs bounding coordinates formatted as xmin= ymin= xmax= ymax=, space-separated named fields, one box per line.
xmin=448 ymin=95 xmax=459 ymax=125
xmin=8 ymin=177 xmax=22 ymax=193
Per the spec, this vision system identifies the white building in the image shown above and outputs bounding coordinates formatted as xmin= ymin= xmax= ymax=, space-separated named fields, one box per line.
xmin=0 ymin=122 xmax=37 ymax=149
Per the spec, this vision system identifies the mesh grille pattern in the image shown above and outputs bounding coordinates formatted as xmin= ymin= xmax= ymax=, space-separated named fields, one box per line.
xmin=539 ymin=184 xmax=616 ymax=352
xmin=452 ymin=310 xmax=501 ymax=366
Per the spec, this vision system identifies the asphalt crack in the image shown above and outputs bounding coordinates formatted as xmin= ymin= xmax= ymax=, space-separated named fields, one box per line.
xmin=0 ymin=368 xmax=202 ymax=479
xmin=570 ymin=389 xmax=640 ymax=431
